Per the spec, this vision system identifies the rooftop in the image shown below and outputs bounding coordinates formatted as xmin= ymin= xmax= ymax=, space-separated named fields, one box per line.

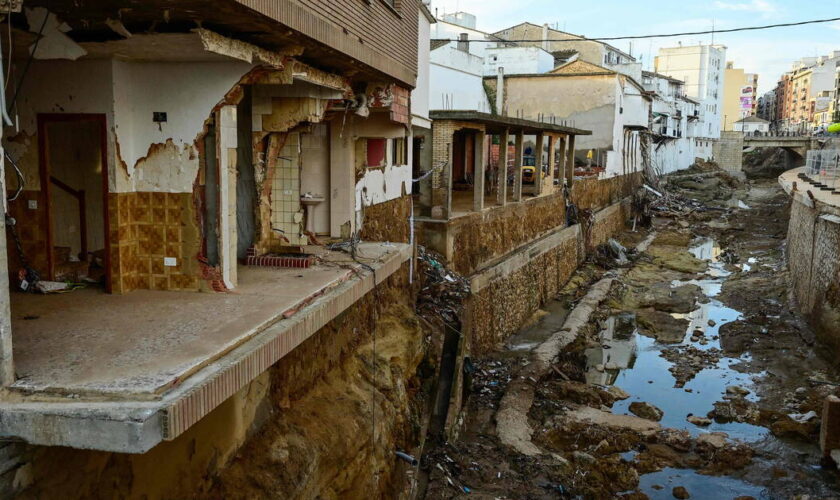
xmin=429 ymin=110 xmax=591 ymax=136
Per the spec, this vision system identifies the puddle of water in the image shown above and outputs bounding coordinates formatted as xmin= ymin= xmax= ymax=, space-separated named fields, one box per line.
xmin=505 ymin=298 xmax=570 ymax=353
xmin=634 ymin=467 xmax=765 ymax=499
xmin=584 ymin=237 xmax=768 ymax=440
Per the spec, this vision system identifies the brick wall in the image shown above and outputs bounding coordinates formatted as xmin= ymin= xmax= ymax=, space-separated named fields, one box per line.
xmin=787 ymin=196 xmax=840 ymax=355
xmin=712 ymin=132 xmax=743 ymax=175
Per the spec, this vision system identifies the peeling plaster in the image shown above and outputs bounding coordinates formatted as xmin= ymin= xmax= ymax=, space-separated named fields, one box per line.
xmin=355 ymin=164 xmax=412 ymax=211
xmin=132 ymin=140 xmax=200 ymax=193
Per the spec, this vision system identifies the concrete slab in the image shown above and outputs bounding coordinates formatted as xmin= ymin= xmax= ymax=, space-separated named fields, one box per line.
xmin=9 ymin=243 xmax=406 ymax=398
xmin=0 ymin=242 xmax=411 ymax=452
xmin=779 ymin=168 xmax=840 ymax=214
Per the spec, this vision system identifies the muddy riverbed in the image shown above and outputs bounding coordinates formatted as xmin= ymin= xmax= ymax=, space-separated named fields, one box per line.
xmin=421 ymin=174 xmax=840 ymax=499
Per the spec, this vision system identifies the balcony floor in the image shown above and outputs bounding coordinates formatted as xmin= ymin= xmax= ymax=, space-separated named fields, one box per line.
xmin=9 ymin=242 xmax=408 ymax=399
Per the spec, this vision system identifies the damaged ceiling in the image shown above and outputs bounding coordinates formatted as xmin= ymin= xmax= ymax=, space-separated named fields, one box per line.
xmin=12 ymin=0 xmax=403 ymax=83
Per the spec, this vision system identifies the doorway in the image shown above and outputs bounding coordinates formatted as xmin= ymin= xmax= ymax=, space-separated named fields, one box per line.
xmin=37 ymin=114 xmax=110 ymax=291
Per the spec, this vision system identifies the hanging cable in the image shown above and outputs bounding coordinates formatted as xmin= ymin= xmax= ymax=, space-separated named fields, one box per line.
xmin=431 ymin=16 xmax=840 ymax=43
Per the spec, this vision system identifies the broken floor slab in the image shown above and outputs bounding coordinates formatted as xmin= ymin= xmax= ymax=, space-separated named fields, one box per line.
xmin=0 ymin=243 xmax=410 ymax=452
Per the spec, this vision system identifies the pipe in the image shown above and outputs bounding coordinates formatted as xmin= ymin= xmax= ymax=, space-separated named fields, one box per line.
xmin=395 ymin=451 xmax=418 ymax=466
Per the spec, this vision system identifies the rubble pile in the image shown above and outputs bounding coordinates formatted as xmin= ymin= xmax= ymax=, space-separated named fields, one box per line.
xmin=416 ymin=246 xmax=470 ymax=326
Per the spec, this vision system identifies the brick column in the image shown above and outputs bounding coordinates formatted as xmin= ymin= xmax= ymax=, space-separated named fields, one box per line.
xmin=496 ymin=129 xmax=509 ymax=206
xmin=534 ymin=133 xmax=545 ymax=196
xmin=513 ymin=132 xmax=524 ymax=202
xmin=473 ymin=130 xmax=486 ymax=212
xmin=566 ymin=134 xmax=576 ymax=187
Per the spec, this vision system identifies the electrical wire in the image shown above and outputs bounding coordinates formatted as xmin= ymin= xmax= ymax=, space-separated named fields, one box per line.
xmin=431 ymin=16 xmax=840 ymax=43
xmin=9 ymin=5 xmax=49 ymax=112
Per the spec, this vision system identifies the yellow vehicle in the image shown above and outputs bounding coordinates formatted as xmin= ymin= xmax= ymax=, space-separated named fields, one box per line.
xmin=521 ymin=156 xmax=537 ymax=185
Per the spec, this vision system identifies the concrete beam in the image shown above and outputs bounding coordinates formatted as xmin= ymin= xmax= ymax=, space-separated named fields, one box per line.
xmin=496 ymin=129 xmax=509 ymax=206
xmin=557 ymin=136 xmax=567 ymax=187
xmin=473 ymin=131 xmax=486 ymax=212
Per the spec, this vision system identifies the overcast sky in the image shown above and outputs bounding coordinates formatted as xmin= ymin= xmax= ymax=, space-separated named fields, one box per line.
xmin=428 ymin=0 xmax=840 ymax=94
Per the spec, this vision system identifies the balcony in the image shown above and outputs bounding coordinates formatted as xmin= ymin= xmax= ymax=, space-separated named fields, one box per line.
xmin=0 ymin=242 xmax=410 ymax=452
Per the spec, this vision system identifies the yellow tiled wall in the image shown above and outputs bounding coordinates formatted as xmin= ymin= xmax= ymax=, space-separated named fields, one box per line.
xmin=109 ymin=192 xmax=200 ymax=294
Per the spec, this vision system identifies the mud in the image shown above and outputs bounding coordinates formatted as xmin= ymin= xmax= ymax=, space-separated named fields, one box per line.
xmin=420 ymin=169 xmax=840 ymax=499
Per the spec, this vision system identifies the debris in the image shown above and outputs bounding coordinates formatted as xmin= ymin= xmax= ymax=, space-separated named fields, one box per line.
xmin=726 ymin=386 xmax=751 ymax=397
xmin=788 ymin=411 xmax=817 ymax=423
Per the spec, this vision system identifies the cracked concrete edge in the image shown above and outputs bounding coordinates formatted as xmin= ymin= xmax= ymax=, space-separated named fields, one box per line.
xmin=496 ymin=232 xmax=657 ymax=457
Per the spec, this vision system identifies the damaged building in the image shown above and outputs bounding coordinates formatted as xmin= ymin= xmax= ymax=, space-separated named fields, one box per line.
xmin=0 ymin=0 xmax=428 ymax=497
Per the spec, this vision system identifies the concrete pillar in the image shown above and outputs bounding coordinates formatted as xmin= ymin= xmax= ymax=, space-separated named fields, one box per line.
xmin=557 ymin=136 xmax=567 ymax=186
xmin=473 ymin=131 xmax=486 ymax=212
xmin=821 ymin=395 xmax=840 ymax=457
xmin=546 ymin=135 xmax=556 ymax=193
xmin=0 ymin=151 xmax=15 ymax=385
xmin=534 ymin=133 xmax=545 ymax=196
xmin=513 ymin=132 xmax=524 ymax=202
xmin=496 ymin=129 xmax=509 ymax=206
xmin=330 ymin=117 xmax=358 ymax=233
xmin=566 ymin=134 xmax=576 ymax=187
xmin=218 ymin=105 xmax=238 ymax=289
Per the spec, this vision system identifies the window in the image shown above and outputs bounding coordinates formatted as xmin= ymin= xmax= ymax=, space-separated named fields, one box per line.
xmin=392 ymin=137 xmax=407 ymax=166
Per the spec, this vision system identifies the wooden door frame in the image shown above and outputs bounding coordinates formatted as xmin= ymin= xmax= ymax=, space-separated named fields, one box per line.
xmin=36 ymin=113 xmax=112 ymax=293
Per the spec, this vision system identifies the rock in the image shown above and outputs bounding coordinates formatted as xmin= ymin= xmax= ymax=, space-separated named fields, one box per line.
xmin=636 ymin=308 xmax=690 ymax=343
xmin=697 ymin=432 xmax=728 ymax=449
xmin=572 ymin=451 xmax=597 ymax=465
xmin=607 ymin=386 xmax=631 ymax=400
xmin=605 ymin=362 xmax=619 ymax=370
xmin=672 ymin=486 xmax=690 ymax=499
xmin=795 ymin=387 xmax=807 ymax=395
xmin=595 ymin=364 xmax=605 ymax=372
xmin=629 ymin=402 xmax=664 ymax=421
xmin=726 ymin=386 xmax=750 ymax=397
xmin=708 ymin=319 xmax=716 ymax=327
xmin=687 ymin=415 xmax=712 ymax=426
xmin=690 ymin=336 xmax=700 ymax=342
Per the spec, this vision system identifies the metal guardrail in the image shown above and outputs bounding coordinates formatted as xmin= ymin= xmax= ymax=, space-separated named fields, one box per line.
xmin=803 ymin=149 xmax=840 ymax=194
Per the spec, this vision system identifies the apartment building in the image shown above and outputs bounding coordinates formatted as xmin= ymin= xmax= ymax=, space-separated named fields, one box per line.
xmin=642 ymin=71 xmax=707 ymax=173
xmin=655 ymin=44 xmax=726 ymax=139
xmin=0 ymin=0 xmax=425 ymax=496
xmin=722 ymin=62 xmax=759 ymax=131
xmin=774 ymin=53 xmax=840 ymax=133
xmin=494 ymin=22 xmax=642 ymax=80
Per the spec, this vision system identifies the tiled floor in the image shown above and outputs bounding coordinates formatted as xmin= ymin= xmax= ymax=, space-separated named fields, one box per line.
xmin=9 ymin=243 xmax=409 ymax=398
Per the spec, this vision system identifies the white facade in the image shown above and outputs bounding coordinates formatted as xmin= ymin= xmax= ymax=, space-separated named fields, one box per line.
xmin=655 ymin=44 xmax=726 ymax=139
xmin=412 ymin=6 xmax=434 ymax=129
xmin=430 ymin=44 xmax=491 ymax=111
xmin=484 ymin=46 xmax=554 ymax=76
xmin=642 ymin=71 xmax=706 ymax=174
xmin=733 ymin=117 xmax=770 ymax=134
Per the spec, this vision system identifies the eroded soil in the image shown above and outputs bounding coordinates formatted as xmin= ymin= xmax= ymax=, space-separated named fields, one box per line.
xmin=421 ymin=173 xmax=840 ymax=499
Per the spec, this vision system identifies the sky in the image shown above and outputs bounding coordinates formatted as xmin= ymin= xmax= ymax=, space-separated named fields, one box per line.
xmin=428 ymin=0 xmax=840 ymax=94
